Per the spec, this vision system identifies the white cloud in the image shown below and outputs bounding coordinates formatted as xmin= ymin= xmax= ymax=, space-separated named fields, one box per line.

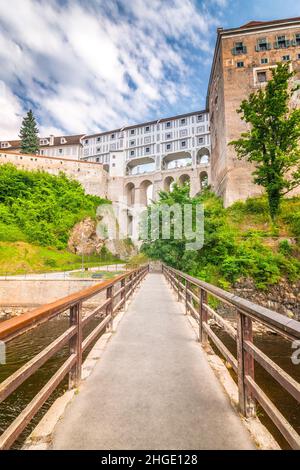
xmin=0 ymin=0 xmax=225 ymax=137
xmin=0 ymin=81 xmax=24 ymax=139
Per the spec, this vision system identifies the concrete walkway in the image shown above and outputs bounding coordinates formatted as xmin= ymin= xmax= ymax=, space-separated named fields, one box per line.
xmin=52 ymin=273 xmax=255 ymax=450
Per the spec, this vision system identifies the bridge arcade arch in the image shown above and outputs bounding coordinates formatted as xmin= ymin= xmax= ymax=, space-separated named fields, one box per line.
xmin=164 ymin=176 xmax=175 ymax=192
xmin=197 ymin=148 xmax=210 ymax=165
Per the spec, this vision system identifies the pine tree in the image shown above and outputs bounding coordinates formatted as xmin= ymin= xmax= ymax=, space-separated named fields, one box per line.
xmin=19 ymin=110 xmax=39 ymax=154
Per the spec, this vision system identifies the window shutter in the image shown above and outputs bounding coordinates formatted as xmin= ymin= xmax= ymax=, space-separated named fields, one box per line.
xmin=255 ymin=45 xmax=260 ymax=52
xmin=243 ymin=46 xmax=247 ymax=53
xmin=231 ymin=48 xmax=237 ymax=55
xmin=267 ymin=43 xmax=272 ymax=50
xmin=274 ymin=42 xmax=279 ymax=49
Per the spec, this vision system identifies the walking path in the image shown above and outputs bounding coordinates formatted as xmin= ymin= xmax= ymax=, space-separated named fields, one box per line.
xmin=52 ymin=273 xmax=255 ymax=450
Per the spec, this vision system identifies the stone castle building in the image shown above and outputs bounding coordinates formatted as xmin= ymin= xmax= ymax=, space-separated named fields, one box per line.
xmin=208 ymin=16 xmax=300 ymax=206
xmin=1 ymin=16 xmax=300 ymax=215
xmin=0 ymin=135 xmax=83 ymax=160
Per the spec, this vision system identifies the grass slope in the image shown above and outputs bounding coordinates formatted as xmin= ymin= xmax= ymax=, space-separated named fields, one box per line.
xmin=0 ymin=242 xmax=120 ymax=275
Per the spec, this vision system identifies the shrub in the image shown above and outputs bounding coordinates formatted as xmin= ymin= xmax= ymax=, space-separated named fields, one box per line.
xmin=0 ymin=164 xmax=106 ymax=248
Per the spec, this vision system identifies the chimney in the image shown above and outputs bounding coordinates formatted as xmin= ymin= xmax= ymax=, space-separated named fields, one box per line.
xmin=49 ymin=135 xmax=55 ymax=146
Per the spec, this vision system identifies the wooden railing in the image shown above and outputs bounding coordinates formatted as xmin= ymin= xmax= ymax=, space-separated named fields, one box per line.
xmin=0 ymin=265 xmax=149 ymax=450
xmin=163 ymin=264 xmax=300 ymax=449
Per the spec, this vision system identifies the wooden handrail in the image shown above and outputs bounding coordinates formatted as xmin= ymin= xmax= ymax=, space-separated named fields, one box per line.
xmin=163 ymin=263 xmax=300 ymax=450
xmin=0 ymin=264 xmax=149 ymax=450
xmin=0 ymin=267 xmax=143 ymax=343
xmin=164 ymin=265 xmax=300 ymax=341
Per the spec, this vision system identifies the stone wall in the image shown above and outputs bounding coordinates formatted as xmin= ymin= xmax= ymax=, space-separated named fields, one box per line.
xmin=0 ymin=151 xmax=108 ymax=198
xmin=0 ymin=279 xmax=106 ymax=307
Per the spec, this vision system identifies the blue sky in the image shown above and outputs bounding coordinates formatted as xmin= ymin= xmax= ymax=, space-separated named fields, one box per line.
xmin=0 ymin=0 xmax=300 ymax=138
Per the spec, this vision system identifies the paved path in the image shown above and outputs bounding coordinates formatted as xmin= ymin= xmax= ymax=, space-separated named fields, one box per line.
xmin=0 ymin=264 xmax=125 ymax=280
xmin=52 ymin=273 xmax=255 ymax=450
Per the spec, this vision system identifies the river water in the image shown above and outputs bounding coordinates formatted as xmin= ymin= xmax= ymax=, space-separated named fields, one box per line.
xmin=0 ymin=314 xmax=299 ymax=449
xmin=0 ymin=315 xmax=99 ymax=449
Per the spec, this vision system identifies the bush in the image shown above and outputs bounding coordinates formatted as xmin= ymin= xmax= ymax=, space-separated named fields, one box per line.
xmin=142 ymin=185 xmax=300 ymax=289
xmin=44 ymin=258 xmax=57 ymax=267
xmin=278 ymin=239 xmax=293 ymax=255
xmin=0 ymin=164 xmax=107 ymax=248
xmin=0 ymin=222 xmax=27 ymax=242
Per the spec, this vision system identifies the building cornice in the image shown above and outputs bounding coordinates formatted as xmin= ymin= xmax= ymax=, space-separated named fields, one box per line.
xmin=83 ymin=110 xmax=208 ymax=140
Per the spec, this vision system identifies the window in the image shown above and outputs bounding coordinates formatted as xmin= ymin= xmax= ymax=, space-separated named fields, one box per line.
xmin=130 ymin=150 xmax=135 ymax=157
xmin=275 ymin=35 xmax=288 ymax=49
xmin=197 ymin=115 xmax=204 ymax=122
xmin=296 ymin=33 xmax=300 ymax=46
xmin=40 ymin=150 xmax=44 ymax=155
xmin=232 ymin=41 xmax=247 ymax=55
xmin=237 ymin=61 xmax=244 ymax=68
xmin=282 ymin=55 xmax=290 ymax=61
xmin=181 ymin=140 xmax=187 ymax=148
xmin=59 ymin=149 xmax=63 ymax=154
xmin=180 ymin=118 xmax=186 ymax=125
xmin=112 ymin=155 xmax=116 ymax=159
xmin=112 ymin=163 xmax=116 ymax=167
xmin=165 ymin=121 xmax=171 ymax=128
xmin=97 ymin=137 xmax=101 ymax=142
xmin=145 ymin=126 xmax=150 ymax=132
xmin=197 ymin=126 xmax=205 ymax=133
xmin=198 ymin=137 xmax=204 ymax=145
xmin=60 ymin=137 xmax=66 ymax=144
xmin=145 ymin=147 xmax=150 ymax=153
xmin=130 ymin=140 xmax=135 ymax=146
xmin=1 ymin=142 xmax=9 ymax=148
xmin=96 ymin=147 xmax=100 ymax=152
xmin=85 ymin=139 xmax=89 ymax=144
xmin=180 ymin=129 xmax=187 ymax=137
xmin=144 ymin=136 xmax=151 ymax=143
xmin=166 ymin=144 xmax=171 ymax=150
xmin=96 ymin=157 xmax=100 ymax=162
xmin=111 ymin=134 xmax=115 ymax=139
xmin=261 ymin=58 xmax=268 ymax=64
xmin=257 ymin=71 xmax=267 ymax=83
xmin=256 ymin=37 xmax=270 ymax=52
xmin=298 ymin=53 xmax=300 ymax=60
xmin=130 ymin=129 xmax=135 ymax=135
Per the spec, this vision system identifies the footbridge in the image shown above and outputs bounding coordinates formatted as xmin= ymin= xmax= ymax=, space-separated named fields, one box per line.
xmin=0 ymin=265 xmax=299 ymax=450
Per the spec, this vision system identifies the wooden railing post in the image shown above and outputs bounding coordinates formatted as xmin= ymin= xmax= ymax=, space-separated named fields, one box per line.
xmin=237 ymin=312 xmax=256 ymax=418
xmin=121 ymin=278 xmax=126 ymax=309
xmin=186 ymin=280 xmax=191 ymax=315
xmin=177 ymin=273 xmax=180 ymax=301
xmin=106 ymin=285 xmax=113 ymax=330
xmin=199 ymin=289 xmax=208 ymax=345
xmin=185 ymin=280 xmax=188 ymax=314
xmin=69 ymin=302 xmax=82 ymax=389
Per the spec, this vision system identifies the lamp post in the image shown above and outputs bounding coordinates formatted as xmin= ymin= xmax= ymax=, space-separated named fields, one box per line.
xmin=81 ymin=230 xmax=84 ymax=272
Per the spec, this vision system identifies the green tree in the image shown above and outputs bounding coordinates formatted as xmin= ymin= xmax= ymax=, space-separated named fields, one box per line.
xmin=19 ymin=110 xmax=40 ymax=154
xmin=230 ymin=63 xmax=300 ymax=220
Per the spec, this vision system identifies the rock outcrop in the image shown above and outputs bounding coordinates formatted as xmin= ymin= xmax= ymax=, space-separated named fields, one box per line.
xmin=68 ymin=215 xmax=137 ymax=259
